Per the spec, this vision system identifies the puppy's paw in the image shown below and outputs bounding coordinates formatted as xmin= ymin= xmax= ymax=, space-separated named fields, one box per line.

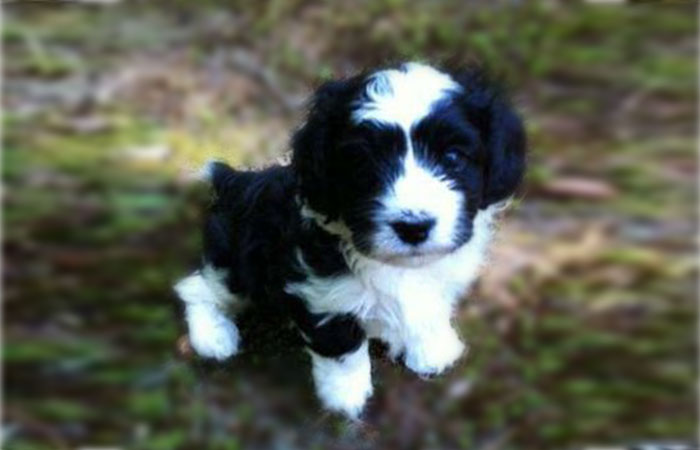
xmin=404 ymin=330 xmax=465 ymax=377
xmin=376 ymin=334 xmax=404 ymax=362
xmin=311 ymin=343 xmax=372 ymax=419
xmin=188 ymin=312 xmax=240 ymax=361
xmin=318 ymin=376 xmax=372 ymax=419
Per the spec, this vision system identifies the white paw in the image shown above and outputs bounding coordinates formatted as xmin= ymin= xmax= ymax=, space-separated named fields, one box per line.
xmin=385 ymin=341 xmax=405 ymax=362
xmin=187 ymin=309 xmax=240 ymax=360
xmin=317 ymin=376 xmax=372 ymax=419
xmin=404 ymin=330 xmax=465 ymax=376
xmin=310 ymin=343 xmax=372 ymax=419
xmin=377 ymin=332 xmax=405 ymax=362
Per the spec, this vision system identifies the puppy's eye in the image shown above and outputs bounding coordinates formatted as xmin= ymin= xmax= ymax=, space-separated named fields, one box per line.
xmin=444 ymin=146 xmax=467 ymax=164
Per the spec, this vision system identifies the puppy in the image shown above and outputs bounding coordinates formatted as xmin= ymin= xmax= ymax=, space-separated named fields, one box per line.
xmin=174 ymin=62 xmax=526 ymax=418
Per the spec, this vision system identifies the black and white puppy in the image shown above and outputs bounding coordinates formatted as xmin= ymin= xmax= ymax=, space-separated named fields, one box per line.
xmin=174 ymin=62 xmax=526 ymax=417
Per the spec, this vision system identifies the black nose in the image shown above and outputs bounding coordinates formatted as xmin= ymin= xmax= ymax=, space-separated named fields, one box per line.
xmin=390 ymin=218 xmax=435 ymax=245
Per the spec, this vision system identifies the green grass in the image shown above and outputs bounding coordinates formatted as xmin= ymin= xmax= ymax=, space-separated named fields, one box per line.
xmin=3 ymin=1 xmax=696 ymax=449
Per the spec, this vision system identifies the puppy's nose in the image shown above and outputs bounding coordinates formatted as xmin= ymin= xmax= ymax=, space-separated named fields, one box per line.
xmin=390 ymin=218 xmax=435 ymax=245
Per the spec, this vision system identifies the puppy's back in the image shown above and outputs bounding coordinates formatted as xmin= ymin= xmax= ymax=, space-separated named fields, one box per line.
xmin=202 ymin=162 xmax=301 ymax=303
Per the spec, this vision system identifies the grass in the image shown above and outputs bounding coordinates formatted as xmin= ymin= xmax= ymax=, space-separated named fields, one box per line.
xmin=3 ymin=1 xmax=697 ymax=449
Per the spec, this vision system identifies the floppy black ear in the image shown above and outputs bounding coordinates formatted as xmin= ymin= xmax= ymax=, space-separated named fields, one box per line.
xmin=481 ymin=100 xmax=526 ymax=207
xmin=291 ymin=76 xmax=364 ymax=220
xmin=451 ymin=70 xmax=526 ymax=208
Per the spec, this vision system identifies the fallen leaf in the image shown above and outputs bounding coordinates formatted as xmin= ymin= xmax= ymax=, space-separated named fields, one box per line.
xmin=537 ymin=176 xmax=618 ymax=200
xmin=122 ymin=144 xmax=171 ymax=162
xmin=175 ymin=335 xmax=193 ymax=359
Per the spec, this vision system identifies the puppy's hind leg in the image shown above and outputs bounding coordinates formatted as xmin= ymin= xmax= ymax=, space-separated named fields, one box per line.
xmin=174 ymin=266 xmax=242 ymax=360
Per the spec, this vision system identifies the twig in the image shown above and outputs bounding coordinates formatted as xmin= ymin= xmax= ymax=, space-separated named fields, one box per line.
xmin=228 ymin=49 xmax=304 ymax=114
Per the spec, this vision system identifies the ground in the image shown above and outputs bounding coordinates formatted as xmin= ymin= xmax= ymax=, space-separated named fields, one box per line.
xmin=3 ymin=1 xmax=697 ymax=449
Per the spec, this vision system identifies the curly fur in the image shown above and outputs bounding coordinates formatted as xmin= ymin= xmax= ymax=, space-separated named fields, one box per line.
xmin=174 ymin=62 xmax=526 ymax=417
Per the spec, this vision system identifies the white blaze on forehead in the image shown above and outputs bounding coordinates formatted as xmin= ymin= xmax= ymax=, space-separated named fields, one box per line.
xmin=349 ymin=63 xmax=466 ymax=257
xmin=352 ymin=62 xmax=461 ymax=130
xmin=380 ymin=149 xmax=463 ymax=246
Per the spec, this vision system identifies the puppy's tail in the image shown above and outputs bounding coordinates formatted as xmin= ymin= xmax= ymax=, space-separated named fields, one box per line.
xmin=199 ymin=160 xmax=239 ymax=195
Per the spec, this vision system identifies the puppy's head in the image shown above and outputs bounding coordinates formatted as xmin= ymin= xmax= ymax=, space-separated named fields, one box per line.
xmin=293 ymin=62 xmax=526 ymax=266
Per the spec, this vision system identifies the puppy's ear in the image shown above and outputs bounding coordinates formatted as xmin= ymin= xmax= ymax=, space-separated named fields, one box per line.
xmin=292 ymin=76 xmax=363 ymax=220
xmin=452 ymin=70 xmax=527 ymax=208
xmin=481 ymin=100 xmax=526 ymax=207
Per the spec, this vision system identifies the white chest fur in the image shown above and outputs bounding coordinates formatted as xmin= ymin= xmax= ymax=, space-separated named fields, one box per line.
xmin=285 ymin=206 xmax=498 ymax=365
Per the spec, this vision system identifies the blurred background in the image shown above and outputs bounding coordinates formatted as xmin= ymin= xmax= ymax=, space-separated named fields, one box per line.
xmin=3 ymin=1 xmax=697 ymax=449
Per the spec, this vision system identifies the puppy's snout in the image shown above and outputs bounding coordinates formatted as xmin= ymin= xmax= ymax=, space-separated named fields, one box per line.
xmin=390 ymin=218 xmax=435 ymax=245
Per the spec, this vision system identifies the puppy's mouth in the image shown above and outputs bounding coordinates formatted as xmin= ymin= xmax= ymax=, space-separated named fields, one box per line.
xmin=370 ymin=246 xmax=455 ymax=267
xmin=360 ymin=228 xmax=475 ymax=267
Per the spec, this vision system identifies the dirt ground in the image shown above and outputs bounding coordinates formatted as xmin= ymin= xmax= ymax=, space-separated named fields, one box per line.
xmin=3 ymin=1 xmax=697 ymax=449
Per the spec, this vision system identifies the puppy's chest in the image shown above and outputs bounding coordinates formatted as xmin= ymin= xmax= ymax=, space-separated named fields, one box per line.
xmin=352 ymin=264 xmax=460 ymax=326
xmin=287 ymin=244 xmax=483 ymax=322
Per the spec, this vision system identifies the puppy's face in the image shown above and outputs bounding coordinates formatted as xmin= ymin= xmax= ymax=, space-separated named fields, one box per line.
xmin=293 ymin=63 xmax=525 ymax=266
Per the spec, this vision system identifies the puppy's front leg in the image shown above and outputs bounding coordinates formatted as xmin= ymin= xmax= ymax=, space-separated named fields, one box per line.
xmin=403 ymin=322 xmax=464 ymax=377
xmin=294 ymin=311 xmax=372 ymax=418
xmin=309 ymin=341 xmax=372 ymax=418
xmin=400 ymin=301 xmax=465 ymax=377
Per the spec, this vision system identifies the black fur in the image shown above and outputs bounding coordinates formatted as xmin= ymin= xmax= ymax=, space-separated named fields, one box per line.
xmin=202 ymin=163 xmax=360 ymax=357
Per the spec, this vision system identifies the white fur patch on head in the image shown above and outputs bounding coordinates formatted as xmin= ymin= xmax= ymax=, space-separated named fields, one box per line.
xmin=348 ymin=63 xmax=466 ymax=263
xmin=373 ymin=148 xmax=463 ymax=260
xmin=352 ymin=62 xmax=460 ymax=130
